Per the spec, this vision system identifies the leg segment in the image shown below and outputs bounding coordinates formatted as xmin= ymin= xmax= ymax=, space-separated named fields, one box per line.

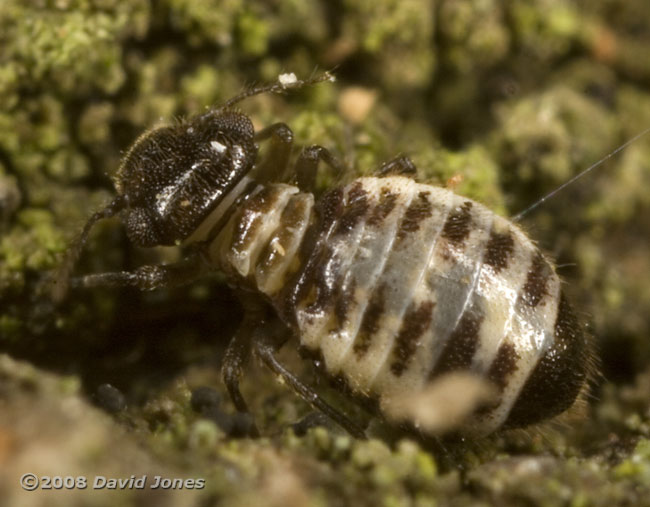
xmin=253 ymin=122 xmax=294 ymax=183
xmin=253 ymin=331 xmax=367 ymax=439
xmin=221 ymin=323 xmax=261 ymax=437
xmin=71 ymin=255 xmax=206 ymax=291
xmin=253 ymin=126 xmax=345 ymax=192
xmin=221 ymin=324 xmax=254 ymax=413
xmin=219 ymin=294 xmax=277 ymax=435
xmin=377 ymin=154 xmax=417 ymax=176
xmin=222 ymin=294 xmax=366 ymax=439
xmin=294 ymin=145 xmax=345 ymax=193
xmin=219 ymin=294 xmax=267 ymax=438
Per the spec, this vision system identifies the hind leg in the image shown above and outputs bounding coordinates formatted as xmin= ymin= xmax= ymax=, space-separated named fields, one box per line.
xmin=251 ymin=322 xmax=367 ymax=439
xmin=219 ymin=294 xmax=270 ymax=437
xmin=221 ymin=295 xmax=365 ymax=438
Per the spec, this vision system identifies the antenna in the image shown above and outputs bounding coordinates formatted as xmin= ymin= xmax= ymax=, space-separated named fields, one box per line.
xmin=512 ymin=126 xmax=650 ymax=222
xmin=51 ymin=196 xmax=125 ymax=303
xmin=218 ymin=71 xmax=335 ymax=110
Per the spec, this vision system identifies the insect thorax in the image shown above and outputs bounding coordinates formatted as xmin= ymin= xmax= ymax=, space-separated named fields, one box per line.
xmin=116 ymin=111 xmax=257 ymax=247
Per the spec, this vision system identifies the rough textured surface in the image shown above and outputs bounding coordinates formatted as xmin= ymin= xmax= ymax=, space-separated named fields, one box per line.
xmin=1 ymin=0 xmax=650 ymax=505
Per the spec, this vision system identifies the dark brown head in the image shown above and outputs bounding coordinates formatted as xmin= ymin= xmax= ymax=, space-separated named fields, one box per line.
xmin=117 ymin=110 xmax=256 ymax=246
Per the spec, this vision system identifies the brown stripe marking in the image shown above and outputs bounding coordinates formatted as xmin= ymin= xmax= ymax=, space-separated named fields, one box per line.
xmin=397 ymin=191 xmax=433 ymax=239
xmin=483 ymin=229 xmax=515 ymax=273
xmin=258 ymin=196 xmax=307 ymax=273
xmin=334 ymin=277 xmax=357 ymax=329
xmin=202 ymin=179 xmax=260 ymax=246
xmin=319 ymin=187 xmax=345 ymax=230
xmin=279 ymin=188 xmax=345 ymax=322
xmin=279 ymin=194 xmax=308 ymax=231
xmin=390 ymin=301 xmax=435 ymax=376
xmin=305 ymin=246 xmax=343 ymax=314
xmin=245 ymin=186 xmax=281 ymax=213
xmin=473 ymin=340 xmax=521 ymax=419
xmin=277 ymin=222 xmax=320 ymax=324
xmin=486 ymin=340 xmax=520 ymax=390
xmin=441 ymin=201 xmax=473 ymax=245
xmin=429 ymin=310 xmax=484 ymax=378
xmin=519 ymin=252 xmax=551 ymax=308
xmin=335 ymin=182 xmax=369 ymax=235
xmin=307 ymin=186 xmax=364 ymax=309
xmin=504 ymin=292 xmax=589 ymax=429
xmin=231 ymin=186 xmax=282 ymax=251
xmin=353 ymin=285 xmax=387 ymax=358
xmin=368 ymin=187 xmax=398 ymax=226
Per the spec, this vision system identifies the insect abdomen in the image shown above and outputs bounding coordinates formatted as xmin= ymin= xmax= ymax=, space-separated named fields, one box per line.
xmin=213 ymin=176 xmax=590 ymax=435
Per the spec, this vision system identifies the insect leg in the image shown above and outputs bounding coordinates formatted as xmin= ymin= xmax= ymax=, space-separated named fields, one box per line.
xmin=221 ymin=323 xmax=254 ymax=413
xmin=253 ymin=123 xmax=294 ymax=183
xmin=294 ymin=145 xmax=345 ymax=192
xmin=219 ymin=293 xmax=267 ymax=437
xmin=253 ymin=330 xmax=367 ymax=439
xmin=70 ymin=255 xmax=206 ymax=291
xmin=376 ymin=154 xmax=417 ymax=176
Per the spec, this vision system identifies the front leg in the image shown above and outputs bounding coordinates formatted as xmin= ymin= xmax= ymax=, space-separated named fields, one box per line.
xmin=70 ymin=254 xmax=207 ymax=291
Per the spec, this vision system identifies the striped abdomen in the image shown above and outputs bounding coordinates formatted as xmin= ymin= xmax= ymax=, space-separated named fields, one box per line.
xmin=211 ymin=176 xmax=590 ymax=435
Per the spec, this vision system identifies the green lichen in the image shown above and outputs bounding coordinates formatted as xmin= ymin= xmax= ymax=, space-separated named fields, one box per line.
xmin=341 ymin=0 xmax=436 ymax=89
xmin=0 ymin=1 xmax=149 ymax=95
xmin=437 ymin=0 xmax=510 ymax=72
xmin=166 ymin=0 xmax=242 ymax=47
xmin=509 ymin=0 xmax=583 ymax=61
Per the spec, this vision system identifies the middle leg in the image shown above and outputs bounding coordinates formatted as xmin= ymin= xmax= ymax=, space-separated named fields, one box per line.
xmin=254 ymin=125 xmax=346 ymax=193
xmin=294 ymin=145 xmax=345 ymax=193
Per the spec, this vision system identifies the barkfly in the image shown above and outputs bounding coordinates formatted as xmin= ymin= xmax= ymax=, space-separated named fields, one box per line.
xmin=51 ymin=72 xmax=650 ymax=439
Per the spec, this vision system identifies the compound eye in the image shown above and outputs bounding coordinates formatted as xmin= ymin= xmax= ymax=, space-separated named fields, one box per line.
xmin=124 ymin=207 xmax=164 ymax=247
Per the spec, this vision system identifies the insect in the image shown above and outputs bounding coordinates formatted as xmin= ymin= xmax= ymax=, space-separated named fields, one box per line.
xmin=53 ymin=72 xmax=597 ymax=438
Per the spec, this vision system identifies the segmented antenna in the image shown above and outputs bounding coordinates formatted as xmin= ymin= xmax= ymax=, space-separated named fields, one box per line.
xmin=218 ymin=71 xmax=336 ymax=110
xmin=52 ymin=196 xmax=125 ymax=303
xmin=513 ymin=126 xmax=650 ymax=221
